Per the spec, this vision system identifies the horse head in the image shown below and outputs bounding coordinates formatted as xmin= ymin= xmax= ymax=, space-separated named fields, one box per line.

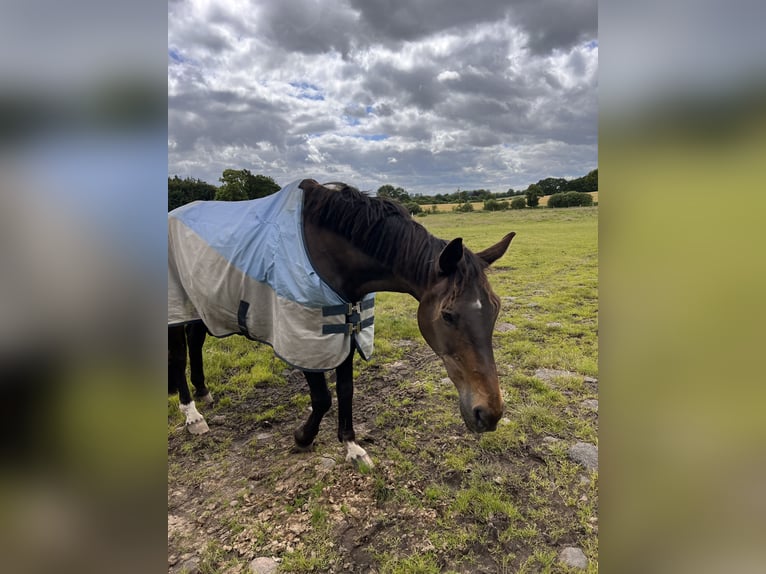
xmin=417 ymin=232 xmax=515 ymax=433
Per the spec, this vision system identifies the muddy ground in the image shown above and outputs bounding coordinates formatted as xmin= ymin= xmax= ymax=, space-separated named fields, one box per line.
xmin=168 ymin=340 xmax=598 ymax=573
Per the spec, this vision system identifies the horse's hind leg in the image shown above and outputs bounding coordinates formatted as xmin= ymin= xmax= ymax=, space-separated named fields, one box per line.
xmin=336 ymin=348 xmax=374 ymax=469
xmin=294 ymin=371 xmax=332 ymax=450
xmin=186 ymin=322 xmax=213 ymax=404
xmin=168 ymin=325 xmax=209 ymax=435
xmin=168 ymin=326 xmax=188 ymax=400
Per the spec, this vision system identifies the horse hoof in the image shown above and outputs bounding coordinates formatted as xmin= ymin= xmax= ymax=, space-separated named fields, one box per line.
xmin=186 ymin=420 xmax=210 ymax=435
xmin=348 ymin=453 xmax=374 ymax=472
xmin=198 ymin=392 xmax=214 ymax=404
xmin=345 ymin=442 xmax=374 ymax=471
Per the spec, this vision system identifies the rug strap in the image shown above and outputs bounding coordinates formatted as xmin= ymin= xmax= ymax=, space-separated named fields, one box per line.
xmin=322 ymin=315 xmax=375 ymax=336
xmin=237 ymin=300 xmax=251 ymax=336
xmin=321 ymin=298 xmax=375 ymax=317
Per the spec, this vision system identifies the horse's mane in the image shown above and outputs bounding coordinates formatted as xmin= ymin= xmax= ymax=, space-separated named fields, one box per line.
xmin=302 ymin=182 xmax=489 ymax=299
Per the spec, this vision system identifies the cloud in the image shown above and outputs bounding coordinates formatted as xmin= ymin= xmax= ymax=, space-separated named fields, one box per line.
xmin=168 ymin=0 xmax=597 ymax=194
xmin=437 ymin=70 xmax=461 ymax=82
xmin=510 ymin=0 xmax=598 ymax=55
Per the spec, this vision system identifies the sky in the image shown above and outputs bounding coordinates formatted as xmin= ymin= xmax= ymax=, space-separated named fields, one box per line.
xmin=168 ymin=0 xmax=597 ymax=196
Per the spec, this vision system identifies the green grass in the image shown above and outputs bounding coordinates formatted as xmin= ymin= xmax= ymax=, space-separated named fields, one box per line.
xmin=451 ymin=477 xmax=521 ymax=522
xmin=379 ymin=552 xmax=441 ymax=574
xmin=169 ymin=206 xmax=598 ymax=573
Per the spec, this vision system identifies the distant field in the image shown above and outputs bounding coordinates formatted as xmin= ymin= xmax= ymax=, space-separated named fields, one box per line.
xmin=423 ymin=191 xmax=598 ymax=211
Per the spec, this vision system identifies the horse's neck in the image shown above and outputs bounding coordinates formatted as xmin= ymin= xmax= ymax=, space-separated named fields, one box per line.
xmin=304 ymin=221 xmax=432 ymax=302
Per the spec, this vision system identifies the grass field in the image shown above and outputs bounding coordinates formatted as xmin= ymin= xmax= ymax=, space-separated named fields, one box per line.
xmin=168 ymin=206 xmax=598 ymax=573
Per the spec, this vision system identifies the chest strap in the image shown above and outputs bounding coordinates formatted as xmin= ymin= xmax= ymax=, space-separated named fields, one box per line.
xmin=322 ymin=299 xmax=375 ymax=335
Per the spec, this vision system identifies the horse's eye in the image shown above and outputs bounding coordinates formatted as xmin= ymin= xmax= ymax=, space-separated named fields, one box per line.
xmin=441 ymin=310 xmax=456 ymax=324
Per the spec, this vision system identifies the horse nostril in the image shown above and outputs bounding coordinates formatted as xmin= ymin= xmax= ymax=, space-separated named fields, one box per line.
xmin=473 ymin=406 xmax=490 ymax=432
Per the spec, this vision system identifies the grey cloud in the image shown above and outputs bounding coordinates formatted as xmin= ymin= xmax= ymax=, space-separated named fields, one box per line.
xmin=362 ymin=62 xmax=445 ymax=110
xmin=177 ymin=25 xmax=233 ymax=54
xmin=510 ymin=0 xmax=597 ymax=54
xmin=254 ymin=0 xmax=359 ymax=55
xmin=249 ymin=0 xmax=595 ymax=56
xmin=464 ymin=130 xmax=503 ymax=148
xmin=169 ymin=89 xmax=292 ymax=152
xmin=349 ymin=0 xmax=510 ymax=43
xmin=292 ymin=114 xmax=340 ymax=136
xmin=373 ymin=103 xmax=395 ymax=117
xmin=342 ymin=103 xmax=369 ymax=118
xmin=347 ymin=0 xmax=595 ymax=54
xmin=204 ymin=4 xmax=252 ymax=37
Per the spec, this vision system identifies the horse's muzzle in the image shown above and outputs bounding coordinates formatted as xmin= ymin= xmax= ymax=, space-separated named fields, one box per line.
xmin=472 ymin=405 xmax=500 ymax=433
xmin=460 ymin=398 xmax=504 ymax=433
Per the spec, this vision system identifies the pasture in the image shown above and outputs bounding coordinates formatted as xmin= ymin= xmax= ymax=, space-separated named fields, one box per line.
xmin=168 ymin=206 xmax=598 ymax=573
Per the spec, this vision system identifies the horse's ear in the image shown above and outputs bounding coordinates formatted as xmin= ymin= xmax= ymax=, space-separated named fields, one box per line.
xmin=439 ymin=237 xmax=464 ymax=275
xmin=476 ymin=232 xmax=516 ymax=266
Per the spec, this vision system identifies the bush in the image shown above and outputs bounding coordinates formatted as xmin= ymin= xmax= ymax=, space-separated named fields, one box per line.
xmin=547 ymin=191 xmax=594 ymax=208
xmin=510 ymin=197 xmax=526 ymax=210
xmin=404 ymin=201 xmax=422 ymax=215
xmin=453 ymin=202 xmax=475 ymax=213
xmin=483 ymin=199 xmax=509 ymax=211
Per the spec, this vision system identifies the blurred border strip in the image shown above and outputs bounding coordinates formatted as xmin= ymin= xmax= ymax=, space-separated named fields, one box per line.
xmin=0 ymin=0 xmax=168 ymax=572
xmin=601 ymin=0 xmax=766 ymax=572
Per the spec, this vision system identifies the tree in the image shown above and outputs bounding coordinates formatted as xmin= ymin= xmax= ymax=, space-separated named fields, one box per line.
xmin=547 ymin=191 xmax=594 ymax=208
xmin=525 ymin=184 xmax=543 ymax=207
xmin=168 ymin=176 xmax=217 ymax=211
xmin=217 ymin=169 xmax=250 ymax=201
xmin=567 ymin=169 xmax=598 ymax=192
xmin=452 ymin=202 xmax=474 ymax=213
xmin=248 ymin=174 xmax=281 ymax=199
xmin=535 ymin=177 xmax=568 ymax=196
xmin=582 ymin=169 xmax=598 ymax=192
xmin=483 ymin=199 xmax=508 ymax=211
xmin=510 ymin=197 xmax=526 ymax=210
xmin=377 ymin=184 xmax=411 ymax=203
xmin=216 ymin=169 xmax=280 ymax=201
xmin=404 ymin=201 xmax=422 ymax=215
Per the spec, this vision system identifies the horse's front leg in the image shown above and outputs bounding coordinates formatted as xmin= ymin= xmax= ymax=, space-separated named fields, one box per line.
xmin=336 ymin=348 xmax=374 ymax=469
xmin=294 ymin=371 xmax=332 ymax=449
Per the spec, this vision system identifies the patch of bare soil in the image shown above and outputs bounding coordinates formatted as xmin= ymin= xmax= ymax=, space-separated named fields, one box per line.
xmin=168 ymin=342 xmax=596 ymax=573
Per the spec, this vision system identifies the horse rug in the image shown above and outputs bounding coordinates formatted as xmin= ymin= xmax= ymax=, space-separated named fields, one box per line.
xmin=168 ymin=179 xmax=374 ymax=371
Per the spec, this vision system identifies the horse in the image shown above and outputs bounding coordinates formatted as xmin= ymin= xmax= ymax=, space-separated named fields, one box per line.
xmin=168 ymin=178 xmax=515 ymax=468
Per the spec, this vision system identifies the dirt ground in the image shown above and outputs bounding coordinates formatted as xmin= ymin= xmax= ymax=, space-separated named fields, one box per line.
xmin=168 ymin=341 xmax=598 ymax=573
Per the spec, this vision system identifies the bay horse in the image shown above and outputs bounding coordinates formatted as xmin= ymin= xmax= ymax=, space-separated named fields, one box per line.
xmin=168 ymin=179 xmax=515 ymax=468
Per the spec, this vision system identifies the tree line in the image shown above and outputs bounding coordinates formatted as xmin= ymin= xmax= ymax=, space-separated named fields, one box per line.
xmin=168 ymin=169 xmax=280 ymax=211
xmin=168 ymin=168 xmax=597 ymax=212
xmin=376 ymin=169 xmax=597 ymax=207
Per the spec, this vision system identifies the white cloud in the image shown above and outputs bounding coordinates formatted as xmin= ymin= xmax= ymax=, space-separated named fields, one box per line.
xmin=437 ymin=70 xmax=461 ymax=82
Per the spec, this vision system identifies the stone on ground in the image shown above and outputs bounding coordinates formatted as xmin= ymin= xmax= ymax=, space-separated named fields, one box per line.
xmin=250 ymin=556 xmax=278 ymax=574
xmin=568 ymin=441 xmax=598 ymax=471
xmin=559 ymin=546 xmax=588 ymax=569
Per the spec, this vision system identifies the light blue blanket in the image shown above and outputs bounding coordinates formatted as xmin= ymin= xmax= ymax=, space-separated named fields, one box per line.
xmin=168 ymin=180 xmax=374 ymax=371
